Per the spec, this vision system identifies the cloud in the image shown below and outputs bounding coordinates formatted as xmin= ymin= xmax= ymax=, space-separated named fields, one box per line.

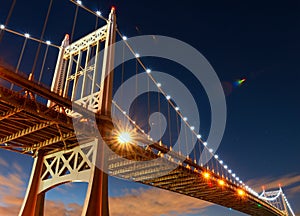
xmin=44 ymin=201 xmax=82 ymax=216
xmin=0 ymin=162 xmax=212 ymax=216
xmin=0 ymin=166 xmax=25 ymax=216
xmin=0 ymin=157 xmax=8 ymax=167
xmin=287 ymin=185 xmax=300 ymax=196
xmin=246 ymin=173 xmax=300 ymax=197
xmin=109 ymin=187 xmax=211 ymax=216
xmin=0 ymin=172 xmax=24 ymax=197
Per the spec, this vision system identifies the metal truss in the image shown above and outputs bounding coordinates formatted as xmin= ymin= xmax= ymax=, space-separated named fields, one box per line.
xmin=0 ymin=107 xmax=23 ymax=121
xmin=0 ymin=121 xmax=54 ymax=144
xmin=39 ymin=141 xmax=96 ymax=193
xmin=30 ymin=132 xmax=76 ymax=150
xmin=64 ymin=25 xmax=107 ymax=58
xmin=65 ymin=92 xmax=100 ymax=118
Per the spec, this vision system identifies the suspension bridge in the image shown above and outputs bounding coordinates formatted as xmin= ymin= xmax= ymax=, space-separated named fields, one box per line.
xmin=0 ymin=1 xmax=296 ymax=216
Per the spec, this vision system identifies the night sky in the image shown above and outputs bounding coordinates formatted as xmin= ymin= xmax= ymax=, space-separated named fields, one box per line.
xmin=0 ymin=0 xmax=299 ymax=215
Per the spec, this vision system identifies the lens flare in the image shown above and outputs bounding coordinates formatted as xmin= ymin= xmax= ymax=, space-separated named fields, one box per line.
xmin=234 ymin=78 xmax=246 ymax=87
xmin=117 ymin=131 xmax=132 ymax=144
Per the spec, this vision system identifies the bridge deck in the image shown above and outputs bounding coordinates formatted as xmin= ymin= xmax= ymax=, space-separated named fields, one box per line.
xmin=0 ymin=66 xmax=285 ymax=216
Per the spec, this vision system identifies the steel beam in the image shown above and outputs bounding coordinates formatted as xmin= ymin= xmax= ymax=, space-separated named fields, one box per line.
xmin=29 ymin=132 xmax=76 ymax=150
xmin=0 ymin=107 xmax=22 ymax=121
xmin=0 ymin=121 xmax=54 ymax=144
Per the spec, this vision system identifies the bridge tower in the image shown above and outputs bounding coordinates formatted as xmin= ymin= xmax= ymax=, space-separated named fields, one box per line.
xmin=19 ymin=7 xmax=116 ymax=216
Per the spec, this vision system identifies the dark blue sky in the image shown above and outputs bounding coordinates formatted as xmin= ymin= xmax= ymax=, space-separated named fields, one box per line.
xmin=0 ymin=0 xmax=299 ymax=215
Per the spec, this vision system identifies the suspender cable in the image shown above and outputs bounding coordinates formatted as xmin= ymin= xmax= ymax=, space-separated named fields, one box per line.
xmin=167 ymin=101 xmax=172 ymax=148
xmin=184 ymin=123 xmax=188 ymax=157
xmin=71 ymin=4 xmax=79 ymax=42
xmin=192 ymin=135 xmax=196 ymax=163
xmin=0 ymin=0 xmax=16 ymax=43
xmin=31 ymin=0 xmax=53 ymax=77
xmin=121 ymin=41 xmax=125 ymax=123
xmin=38 ymin=44 xmax=50 ymax=84
xmin=176 ymin=112 xmax=181 ymax=155
xmin=147 ymin=70 xmax=150 ymax=134
xmin=10 ymin=37 xmax=28 ymax=90
xmin=69 ymin=0 xmax=108 ymax=22
xmin=158 ymin=87 xmax=162 ymax=142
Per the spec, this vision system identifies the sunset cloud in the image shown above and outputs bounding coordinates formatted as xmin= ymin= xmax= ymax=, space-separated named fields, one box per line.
xmin=1 ymin=163 xmax=297 ymax=216
xmin=109 ymin=188 xmax=211 ymax=216
xmin=44 ymin=201 xmax=82 ymax=216
xmin=0 ymin=157 xmax=8 ymax=167
xmin=0 ymin=162 xmax=211 ymax=216
xmin=0 ymin=166 xmax=24 ymax=216
xmin=246 ymin=173 xmax=300 ymax=197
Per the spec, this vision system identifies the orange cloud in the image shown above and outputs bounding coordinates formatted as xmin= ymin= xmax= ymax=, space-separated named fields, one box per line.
xmin=0 ymin=157 xmax=8 ymax=167
xmin=44 ymin=201 xmax=82 ymax=216
xmin=246 ymin=173 xmax=300 ymax=196
xmin=109 ymin=187 xmax=212 ymax=216
xmin=0 ymin=162 xmax=212 ymax=216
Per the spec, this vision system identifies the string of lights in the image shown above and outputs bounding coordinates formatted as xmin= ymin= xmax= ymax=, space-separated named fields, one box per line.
xmin=0 ymin=6 xmax=283 ymax=201
xmin=69 ymin=0 xmax=108 ymax=22
xmin=0 ymin=3 xmax=258 ymax=201
xmin=0 ymin=24 xmax=60 ymax=48
xmin=0 ymin=1 xmax=295 ymax=213
xmin=116 ymin=28 xmax=251 ymax=189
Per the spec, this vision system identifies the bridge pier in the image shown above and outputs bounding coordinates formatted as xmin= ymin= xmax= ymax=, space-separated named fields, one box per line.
xmin=82 ymin=165 xmax=109 ymax=216
xmin=19 ymin=139 xmax=110 ymax=216
xmin=82 ymin=137 xmax=109 ymax=216
xmin=19 ymin=152 xmax=45 ymax=216
xmin=19 ymin=5 xmax=116 ymax=216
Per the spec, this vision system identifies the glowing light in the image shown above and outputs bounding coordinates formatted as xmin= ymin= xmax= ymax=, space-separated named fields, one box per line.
xmin=183 ymin=117 xmax=188 ymax=121
xmin=146 ymin=69 xmax=151 ymax=73
xmin=122 ymin=111 xmax=126 ymax=114
xmin=219 ymin=160 xmax=223 ymax=164
xmin=240 ymin=78 xmax=246 ymax=83
xmin=209 ymin=148 xmax=213 ymax=153
xmin=111 ymin=6 xmax=116 ymax=10
xmin=0 ymin=24 xmax=5 ymax=29
xmin=76 ymin=0 xmax=82 ymax=5
xmin=166 ymin=95 xmax=171 ymax=100
xmin=175 ymin=107 xmax=180 ymax=111
xmin=214 ymin=155 xmax=218 ymax=159
xmin=157 ymin=83 xmax=161 ymax=87
xmin=228 ymin=169 xmax=232 ymax=173
xmin=117 ymin=131 xmax=132 ymax=144
xmin=135 ymin=53 xmax=140 ymax=58
xmin=203 ymin=172 xmax=210 ymax=179
xmin=197 ymin=134 xmax=201 ymax=139
xmin=218 ymin=179 xmax=225 ymax=186
xmin=232 ymin=173 xmax=236 ymax=177
xmin=237 ymin=189 xmax=245 ymax=196
xmin=190 ymin=126 xmax=195 ymax=130
xmin=234 ymin=78 xmax=246 ymax=87
xmin=203 ymin=142 xmax=207 ymax=146
xmin=46 ymin=40 xmax=51 ymax=45
xmin=224 ymin=165 xmax=228 ymax=169
xmin=96 ymin=11 xmax=101 ymax=16
xmin=24 ymin=33 xmax=30 ymax=38
xmin=122 ymin=36 xmax=127 ymax=40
